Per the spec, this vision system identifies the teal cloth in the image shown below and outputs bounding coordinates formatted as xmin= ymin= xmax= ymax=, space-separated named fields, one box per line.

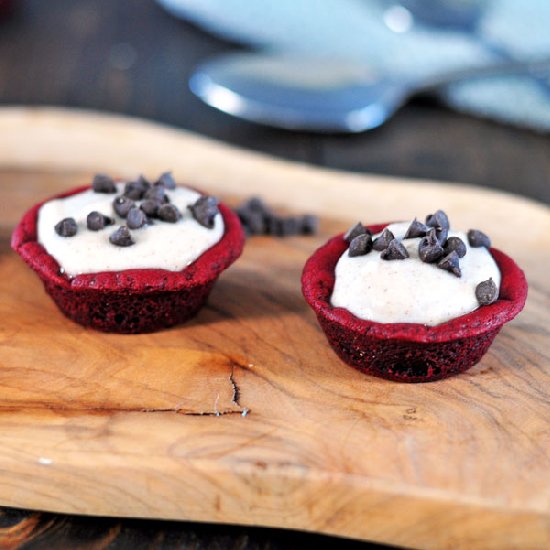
xmin=158 ymin=0 xmax=550 ymax=131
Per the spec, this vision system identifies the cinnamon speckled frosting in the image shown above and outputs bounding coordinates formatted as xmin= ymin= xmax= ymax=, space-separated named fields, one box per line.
xmin=331 ymin=221 xmax=501 ymax=326
xmin=37 ymin=184 xmax=224 ymax=277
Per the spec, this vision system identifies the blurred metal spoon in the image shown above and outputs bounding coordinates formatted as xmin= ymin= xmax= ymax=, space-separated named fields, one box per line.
xmin=190 ymin=53 xmax=550 ymax=133
xmin=385 ymin=0 xmax=550 ymax=93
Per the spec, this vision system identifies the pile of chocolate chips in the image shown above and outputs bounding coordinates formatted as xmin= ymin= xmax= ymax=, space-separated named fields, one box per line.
xmin=235 ymin=197 xmax=318 ymax=237
xmin=53 ymin=172 xmax=220 ymax=248
xmin=343 ymin=209 xmax=497 ymax=306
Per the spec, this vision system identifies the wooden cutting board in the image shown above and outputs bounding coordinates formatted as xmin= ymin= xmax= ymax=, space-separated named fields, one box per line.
xmin=0 ymin=108 xmax=549 ymax=550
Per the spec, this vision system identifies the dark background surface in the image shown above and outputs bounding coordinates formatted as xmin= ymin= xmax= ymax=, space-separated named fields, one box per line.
xmin=0 ymin=1 xmax=548 ymax=548
xmin=0 ymin=0 xmax=549 ymax=204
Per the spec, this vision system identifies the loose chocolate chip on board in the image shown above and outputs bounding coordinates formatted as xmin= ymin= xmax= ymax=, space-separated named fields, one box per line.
xmin=404 ymin=218 xmax=428 ymax=239
xmin=235 ymin=208 xmax=252 ymax=233
xmin=158 ymin=203 xmax=182 ymax=223
xmin=246 ymin=196 xmax=267 ymax=213
xmin=445 ymin=236 xmax=467 ymax=258
xmin=109 ymin=226 xmax=134 ymax=247
xmin=246 ymin=211 xmax=265 ymax=235
xmin=264 ymin=214 xmax=299 ymax=237
xmin=113 ymin=196 xmax=135 ymax=218
xmin=372 ymin=227 xmax=395 ymax=251
xmin=300 ymin=214 xmax=319 ymax=235
xmin=127 ymin=207 xmax=147 ymax=229
xmin=140 ymin=199 xmax=160 ymax=217
xmin=381 ymin=238 xmax=409 ymax=260
xmin=265 ymin=215 xmax=284 ymax=236
xmin=54 ymin=217 xmax=77 ymax=237
xmin=188 ymin=195 xmax=219 ymax=228
xmin=92 ymin=173 xmax=117 ymax=194
xmin=344 ymin=222 xmax=368 ymax=243
xmin=234 ymin=197 xmax=318 ymax=237
xmin=282 ymin=216 xmax=300 ymax=236
xmin=425 ymin=209 xmax=449 ymax=231
xmin=476 ymin=278 xmax=498 ymax=305
xmin=437 ymin=250 xmax=461 ymax=277
xmin=87 ymin=211 xmax=114 ymax=231
xmin=155 ymin=171 xmax=176 ymax=190
xmin=348 ymin=233 xmax=373 ymax=257
xmin=468 ymin=229 xmax=491 ymax=248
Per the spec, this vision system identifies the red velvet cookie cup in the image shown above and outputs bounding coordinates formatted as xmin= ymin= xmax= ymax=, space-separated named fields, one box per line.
xmin=302 ymin=223 xmax=528 ymax=383
xmin=11 ymin=186 xmax=245 ymax=333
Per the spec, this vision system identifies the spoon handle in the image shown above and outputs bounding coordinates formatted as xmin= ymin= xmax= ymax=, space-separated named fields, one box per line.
xmin=418 ymin=57 xmax=550 ymax=93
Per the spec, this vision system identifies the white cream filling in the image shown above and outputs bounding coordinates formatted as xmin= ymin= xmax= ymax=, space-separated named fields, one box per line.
xmin=331 ymin=221 xmax=501 ymax=326
xmin=37 ymin=184 xmax=224 ymax=277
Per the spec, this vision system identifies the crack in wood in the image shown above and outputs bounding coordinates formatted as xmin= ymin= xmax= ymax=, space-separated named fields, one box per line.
xmin=0 ymin=404 xmax=246 ymax=417
xmin=229 ymin=367 xmax=241 ymax=408
xmin=0 ymin=349 xmax=252 ymax=417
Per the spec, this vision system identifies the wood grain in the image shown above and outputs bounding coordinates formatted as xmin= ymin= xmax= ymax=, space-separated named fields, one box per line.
xmin=0 ymin=108 xmax=549 ymax=550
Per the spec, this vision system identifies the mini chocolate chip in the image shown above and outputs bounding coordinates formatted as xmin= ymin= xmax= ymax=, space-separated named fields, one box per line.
xmin=137 ymin=174 xmax=151 ymax=186
xmin=426 ymin=227 xmax=439 ymax=243
xmin=140 ymin=199 xmax=160 ymax=217
xmin=475 ymin=278 xmax=498 ymax=305
xmin=281 ymin=216 xmax=299 ymax=237
xmin=265 ymin=215 xmax=282 ymax=236
xmin=144 ymin=185 xmax=167 ymax=204
xmin=436 ymin=226 xmax=449 ymax=246
xmin=437 ymin=250 xmax=461 ymax=277
xmin=424 ymin=226 xmax=448 ymax=250
xmin=344 ymin=222 xmax=368 ymax=243
xmin=236 ymin=207 xmax=251 ymax=225
xmin=237 ymin=198 xmax=271 ymax=227
xmin=468 ymin=229 xmax=491 ymax=248
xmin=373 ymin=228 xmax=395 ymax=251
xmin=348 ymin=233 xmax=373 ymax=257
xmin=188 ymin=195 xmax=219 ymax=228
xmin=87 ymin=211 xmax=114 ymax=231
xmin=290 ymin=218 xmax=303 ymax=235
xmin=123 ymin=185 xmax=142 ymax=200
xmin=246 ymin=196 xmax=266 ymax=212
xmin=445 ymin=236 xmax=467 ymax=258
xmin=92 ymin=173 xmax=116 ymax=194
xmin=113 ymin=196 xmax=135 ymax=218
xmin=124 ymin=177 xmax=150 ymax=200
xmin=127 ymin=207 xmax=147 ymax=229
xmin=155 ymin=171 xmax=176 ymax=190
xmin=404 ymin=218 xmax=428 ymax=239
xmin=418 ymin=229 xmax=445 ymax=263
xmin=158 ymin=203 xmax=181 ymax=223
xmin=300 ymin=214 xmax=319 ymax=235
xmin=380 ymin=238 xmax=409 ymax=260
xmin=234 ymin=196 xmax=318 ymax=238
xmin=246 ymin=211 xmax=265 ymax=235
xmin=87 ymin=211 xmax=102 ymax=230
xmin=109 ymin=226 xmax=134 ymax=247
xmin=425 ymin=209 xmax=449 ymax=231
xmin=54 ymin=217 xmax=77 ymax=237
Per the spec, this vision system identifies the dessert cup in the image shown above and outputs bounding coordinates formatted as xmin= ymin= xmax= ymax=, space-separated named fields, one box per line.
xmin=302 ymin=223 xmax=528 ymax=382
xmin=12 ymin=185 xmax=245 ymax=333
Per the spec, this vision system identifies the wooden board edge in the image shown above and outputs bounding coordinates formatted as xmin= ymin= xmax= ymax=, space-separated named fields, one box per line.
xmin=0 ymin=451 xmax=548 ymax=549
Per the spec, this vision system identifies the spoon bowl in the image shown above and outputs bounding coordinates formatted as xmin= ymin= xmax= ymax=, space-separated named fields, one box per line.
xmin=190 ymin=52 xmax=550 ymax=133
xmin=190 ymin=54 xmax=407 ymax=132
